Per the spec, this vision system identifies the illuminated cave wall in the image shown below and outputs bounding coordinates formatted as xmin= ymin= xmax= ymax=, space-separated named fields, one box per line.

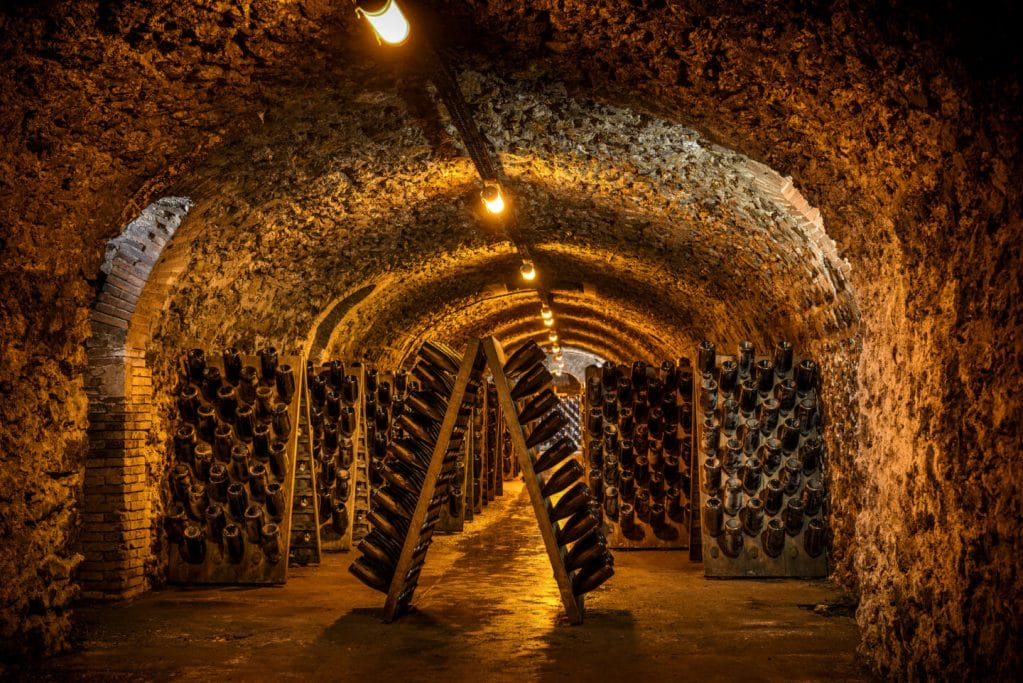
xmin=0 ymin=1 xmax=1019 ymax=679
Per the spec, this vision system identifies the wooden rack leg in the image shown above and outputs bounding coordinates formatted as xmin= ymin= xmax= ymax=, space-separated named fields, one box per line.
xmin=482 ymin=337 xmax=585 ymax=624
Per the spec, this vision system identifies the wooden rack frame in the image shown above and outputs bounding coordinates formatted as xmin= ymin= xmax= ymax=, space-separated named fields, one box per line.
xmin=482 ymin=337 xmax=585 ymax=624
xmin=382 ymin=339 xmax=485 ymax=622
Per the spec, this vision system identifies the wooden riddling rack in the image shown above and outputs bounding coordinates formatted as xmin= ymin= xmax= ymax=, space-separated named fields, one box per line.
xmin=695 ymin=340 xmax=828 ymax=578
xmin=304 ymin=363 xmax=368 ymax=553
xmin=167 ymin=349 xmax=302 ymax=584
xmin=483 ymin=338 xmax=615 ymax=624
xmin=581 ymin=360 xmax=696 ymax=550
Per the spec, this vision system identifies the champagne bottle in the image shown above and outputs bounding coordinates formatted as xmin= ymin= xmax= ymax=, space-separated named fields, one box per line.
xmin=678 ymin=366 xmax=694 ymax=396
xmin=564 ymin=530 xmax=608 ymax=571
xmin=261 ymin=523 xmax=283 ymax=563
xmin=742 ymin=456 xmax=763 ymax=495
xmin=372 ymin=487 xmax=414 ymax=519
xmin=265 ymin=482 xmax=286 ymax=521
xmin=211 ymin=424 xmax=232 ymax=464
xmin=235 ymin=405 xmax=255 ymax=442
xmin=697 ymin=340 xmax=716 ymax=375
xmin=775 ymin=379 xmax=798 ymax=412
xmin=648 ymin=502 xmax=667 ymax=530
xmin=255 ymin=386 xmax=275 ymax=421
xmin=699 ymin=377 xmax=718 ymax=415
xmin=407 ymin=391 xmax=446 ymax=422
xmin=397 ymin=411 xmax=440 ymax=444
xmin=780 ymin=417 xmax=802 ymax=452
xmin=760 ymin=438 xmax=783 ymax=474
xmin=174 ymin=424 xmax=197 ymax=464
xmin=204 ymin=502 xmax=227 ymax=544
xmin=187 ymin=348 xmax=206 ymax=383
xmin=519 ymin=389 xmax=560 ymax=423
xmin=271 ymin=403 xmax=291 ymax=440
xmin=248 ymin=463 xmax=268 ymax=500
xmin=252 ymin=424 xmax=271 ymax=462
xmin=800 ymin=436 xmax=823 ymax=473
xmin=511 ymin=363 xmax=554 ymax=401
xmin=413 ymin=362 xmax=454 ymax=396
xmin=738 ymin=379 xmax=759 ymax=415
xmin=187 ymin=483 xmax=208 ymax=521
xmin=661 ymin=360 xmax=678 ymax=391
xmin=380 ymin=461 xmax=424 ymax=495
xmin=603 ymin=487 xmax=620 ymax=522
xmin=619 ymin=468 xmax=635 ymax=501
xmin=541 ymin=459 xmax=584 ymax=497
xmin=755 ymin=359 xmax=775 ymax=394
xmin=619 ymin=502 xmax=637 ymax=535
xmin=182 ymin=524 xmax=206 ymax=564
xmin=795 ymin=358 xmax=818 ymax=394
xmin=170 ymin=464 xmax=192 ymax=502
xmin=238 ymin=365 xmax=259 ymax=405
xmin=230 ymin=444 xmax=251 ymax=483
xmin=525 ymin=411 xmax=568 ymax=448
xmin=757 ymin=398 xmax=780 ymax=434
xmin=784 ymin=498 xmax=805 ymax=536
xmin=197 ymin=405 xmax=217 ymax=443
xmin=223 ymin=523 xmax=245 ymax=564
xmin=701 ymin=419 xmax=720 ymax=455
xmin=762 ymin=518 xmax=786 ymax=557
xmin=723 ymin=438 xmax=742 ymax=475
xmin=796 ymin=397 xmax=818 ymax=435
xmin=703 ymin=498 xmax=723 ymax=537
xmin=503 ymin=342 xmax=546 ymax=378
xmin=718 ymin=359 xmax=739 ymax=396
xmin=368 ymin=508 xmax=409 ymax=542
xmin=774 ymin=340 xmax=794 ymax=376
xmin=741 ymin=418 xmax=761 ymax=453
xmin=667 ymin=487 xmax=687 ymax=522
xmin=781 ymin=457 xmax=803 ymax=495
xmin=762 ymin=478 xmax=784 ymax=516
xmin=195 ymin=358 xmax=222 ymax=399
xmin=259 ymin=347 xmax=279 ymax=385
xmin=720 ymin=517 xmax=743 ymax=558
xmin=572 ymin=561 xmax=614 ymax=596
xmin=737 ymin=341 xmax=755 ymax=377
xmin=177 ymin=386 xmax=201 ymax=424
xmin=633 ymin=456 xmax=650 ymax=486
xmin=549 ymin=483 xmax=593 ymax=521
xmin=723 ymin=477 xmax=743 ymax=516
xmin=269 ymin=441 xmax=288 ymax=479
xmin=741 ymin=497 xmax=765 ymax=536
xmin=244 ymin=504 xmax=264 ymax=543
xmin=331 ymin=501 xmax=349 ymax=535
xmin=533 ymin=437 xmax=574 ymax=473
xmin=227 ymin=483 xmax=248 ymax=521
xmin=801 ymin=476 xmax=824 ymax=516
xmin=193 ymin=443 xmax=212 ymax=482
xmin=207 ymin=463 xmax=229 ymax=503
xmin=804 ymin=518 xmax=826 ymax=557
xmin=419 ymin=340 xmax=460 ymax=375
xmin=349 ymin=557 xmax=392 ymax=593
xmin=165 ymin=504 xmax=187 ymax=543
xmin=342 ymin=373 xmax=360 ymax=406
xmin=558 ymin=506 xmax=600 ymax=546
xmin=275 ymin=364 xmax=296 ymax=404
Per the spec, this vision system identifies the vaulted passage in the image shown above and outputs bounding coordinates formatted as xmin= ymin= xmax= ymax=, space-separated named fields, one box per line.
xmin=0 ymin=1 xmax=1019 ymax=680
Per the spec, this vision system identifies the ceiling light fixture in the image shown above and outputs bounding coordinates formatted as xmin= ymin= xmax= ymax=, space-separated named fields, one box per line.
xmin=481 ymin=182 xmax=506 ymax=215
xmin=548 ymin=331 xmax=558 ymax=343
xmin=356 ymin=0 xmax=411 ymax=46
xmin=520 ymin=260 xmax=536 ymax=281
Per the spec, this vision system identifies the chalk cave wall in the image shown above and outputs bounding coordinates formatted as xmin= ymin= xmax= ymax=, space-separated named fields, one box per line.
xmin=0 ymin=1 xmax=1020 ymax=679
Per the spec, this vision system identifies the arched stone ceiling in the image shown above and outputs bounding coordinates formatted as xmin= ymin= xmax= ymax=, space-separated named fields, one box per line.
xmin=152 ymin=67 xmax=855 ymax=375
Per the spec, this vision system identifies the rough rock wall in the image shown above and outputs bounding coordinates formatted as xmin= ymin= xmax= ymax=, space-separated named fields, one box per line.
xmin=0 ymin=0 xmax=354 ymax=660
xmin=444 ymin=0 xmax=1023 ymax=677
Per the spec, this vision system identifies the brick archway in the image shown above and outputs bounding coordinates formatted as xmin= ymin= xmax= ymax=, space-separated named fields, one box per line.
xmin=82 ymin=197 xmax=192 ymax=599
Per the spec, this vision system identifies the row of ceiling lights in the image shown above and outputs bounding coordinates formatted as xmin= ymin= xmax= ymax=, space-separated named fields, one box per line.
xmin=355 ymin=0 xmax=564 ymax=373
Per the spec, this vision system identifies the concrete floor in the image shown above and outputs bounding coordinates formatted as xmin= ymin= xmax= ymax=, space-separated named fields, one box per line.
xmin=26 ymin=483 xmax=869 ymax=682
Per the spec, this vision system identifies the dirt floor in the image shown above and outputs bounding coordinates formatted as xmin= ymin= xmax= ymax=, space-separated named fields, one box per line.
xmin=18 ymin=482 xmax=869 ymax=681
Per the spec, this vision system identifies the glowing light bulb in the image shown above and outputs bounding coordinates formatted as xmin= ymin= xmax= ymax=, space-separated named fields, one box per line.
xmin=548 ymin=331 xmax=558 ymax=343
xmin=551 ymin=343 xmax=561 ymax=355
xmin=543 ymin=317 xmax=554 ymax=327
xmin=481 ymin=182 xmax=506 ymax=215
xmin=540 ymin=304 xmax=553 ymax=320
xmin=520 ymin=260 xmax=536 ymax=281
xmin=358 ymin=0 xmax=411 ymax=45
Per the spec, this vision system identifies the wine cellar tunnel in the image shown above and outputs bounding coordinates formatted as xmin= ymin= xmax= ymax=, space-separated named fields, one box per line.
xmin=0 ymin=1 xmax=1020 ymax=681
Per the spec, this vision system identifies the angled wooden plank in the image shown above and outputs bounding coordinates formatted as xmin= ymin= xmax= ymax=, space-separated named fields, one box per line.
xmin=383 ymin=339 xmax=482 ymax=622
xmin=482 ymin=337 xmax=584 ymax=624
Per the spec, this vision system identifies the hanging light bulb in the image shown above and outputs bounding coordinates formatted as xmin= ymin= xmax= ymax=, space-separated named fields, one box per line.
xmin=543 ymin=316 xmax=555 ymax=327
xmin=481 ymin=182 xmax=506 ymax=215
xmin=540 ymin=304 xmax=553 ymax=321
xmin=551 ymin=343 xmax=561 ymax=355
xmin=548 ymin=331 xmax=558 ymax=343
xmin=356 ymin=0 xmax=411 ymax=45
xmin=520 ymin=260 xmax=536 ymax=281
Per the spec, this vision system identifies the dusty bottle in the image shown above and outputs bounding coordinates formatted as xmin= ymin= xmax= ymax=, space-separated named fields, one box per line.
xmin=534 ymin=437 xmax=574 ymax=473
xmin=204 ymin=502 xmax=227 ymax=544
xmin=186 ymin=348 xmax=206 ymax=383
xmin=174 ymin=424 xmax=197 ymax=464
xmin=244 ymin=504 xmax=264 ymax=543
xmin=390 ymin=438 xmax=431 ymax=472
xmin=762 ymin=478 xmax=784 ymax=516
xmin=503 ymin=342 xmax=547 ymax=378
xmin=271 ymin=403 xmax=291 ymax=440
xmin=796 ymin=397 xmax=818 ymax=435
xmin=741 ymin=418 xmax=761 ymax=453
xmin=193 ymin=443 xmax=212 ymax=482
xmin=372 ymin=487 xmax=415 ymax=519
xmin=259 ymin=347 xmax=279 ymax=385
xmin=738 ymin=379 xmax=759 ymax=415
xmin=223 ymin=523 xmax=245 ymax=564
xmin=559 ymin=506 xmax=601 ymax=546
xmin=795 ymin=358 xmax=818 ymax=394
xmin=248 ymin=463 xmax=268 ymax=500
xmin=800 ymin=436 xmax=823 ymax=473
xmin=801 ymin=476 xmax=824 ymax=516
xmin=525 ymin=411 xmax=568 ymax=448
xmin=720 ymin=517 xmax=744 ymax=558
xmin=804 ymin=518 xmax=826 ymax=557
xmin=252 ymin=423 xmax=272 ymax=462
xmin=741 ymin=497 xmax=765 ymax=536
xmin=780 ymin=417 xmax=802 ymax=452
xmin=774 ymin=340 xmax=794 ymax=376
xmin=261 ymin=523 xmax=283 ymax=563
xmin=197 ymin=405 xmax=218 ymax=443
xmin=603 ymin=486 xmax=620 ymax=521
xmin=255 ymin=386 xmax=275 ymax=422
xmin=633 ymin=456 xmax=650 ymax=487
xmin=407 ymin=390 xmax=446 ymax=422
xmin=235 ymin=405 xmax=255 ymax=442
xmin=618 ymin=468 xmax=635 ymax=501
xmin=177 ymin=386 xmax=201 ymax=424
xmin=718 ymin=359 xmax=739 ymax=396
xmin=238 ymin=365 xmax=259 ymax=405
xmin=703 ymin=498 xmax=724 ymax=537
xmin=781 ymin=457 xmax=803 ymax=495
xmin=211 ymin=424 xmax=232 ymax=464
xmin=723 ymin=477 xmax=743 ymax=516
xmin=380 ymin=460 xmax=424 ymax=496
xmin=165 ymin=504 xmax=188 ymax=543
xmin=413 ymin=362 xmax=454 ymax=396
xmin=511 ymin=364 xmax=553 ymax=401
xmin=265 ymin=482 xmax=286 ymax=521
xmin=187 ymin=483 xmax=208 ymax=521
xmin=397 ymin=411 xmax=439 ymax=444
xmin=419 ymin=340 xmax=460 ymax=375
xmin=230 ymin=444 xmax=251 ymax=483
xmin=170 ymin=464 xmax=192 ymax=502
xmin=368 ymin=508 xmax=409 ymax=543
xmin=572 ymin=560 xmax=615 ymax=596
xmin=667 ymin=487 xmax=687 ymax=522
xmin=677 ymin=366 xmax=694 ymax=397
xmin=269 ymin=441 xmax=288 ymax=479
xmin=697 ymin=340 xmax=716 ymax=375
xmin=207 ymin=463 xmax=229 ymax=503
xmin=202 ymin=366 xmax=223 ymax=403
xmin=760 ymin=438 xmax=784 ymax=474
xmin=784 ymin=498 xmax=805 ymax=536
xmin=722 ymin=438 xmax=742 ymax=475
xmin=330 ymin=501 xmax=348 ymax=535
xmin=757 ymin=398 xmax=780 ymax=434
xmin=349 ymin=557 xmax=393 ymax=593
xmin=275 ymin=364 xmax=296 ymax=405
xmin=565 ymin=530 xmax=608 ymax=572
xmin=742 ymin=456 xmax=763 ymax=495
xmin=182 ymin=524 xmax=206 ymax=564
xmin=762 ymin=518 xmax=786 ymax=557
xmin=227 ymin=483 xmax=248 ymax=521
xmin=755 ymin=359 xmax=775 ymax=394
xmin=519 ymin=389 xmax=560 ymax=424
xmin=549 ymin=482 xmax=593 ymax=521
xmin=737 ymin=341 xmax=755 ymax=377
xmin=542 ymin=459 xmax=584 ymax=497
xmin=775 ymin=379 xmax=798 ymax=413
